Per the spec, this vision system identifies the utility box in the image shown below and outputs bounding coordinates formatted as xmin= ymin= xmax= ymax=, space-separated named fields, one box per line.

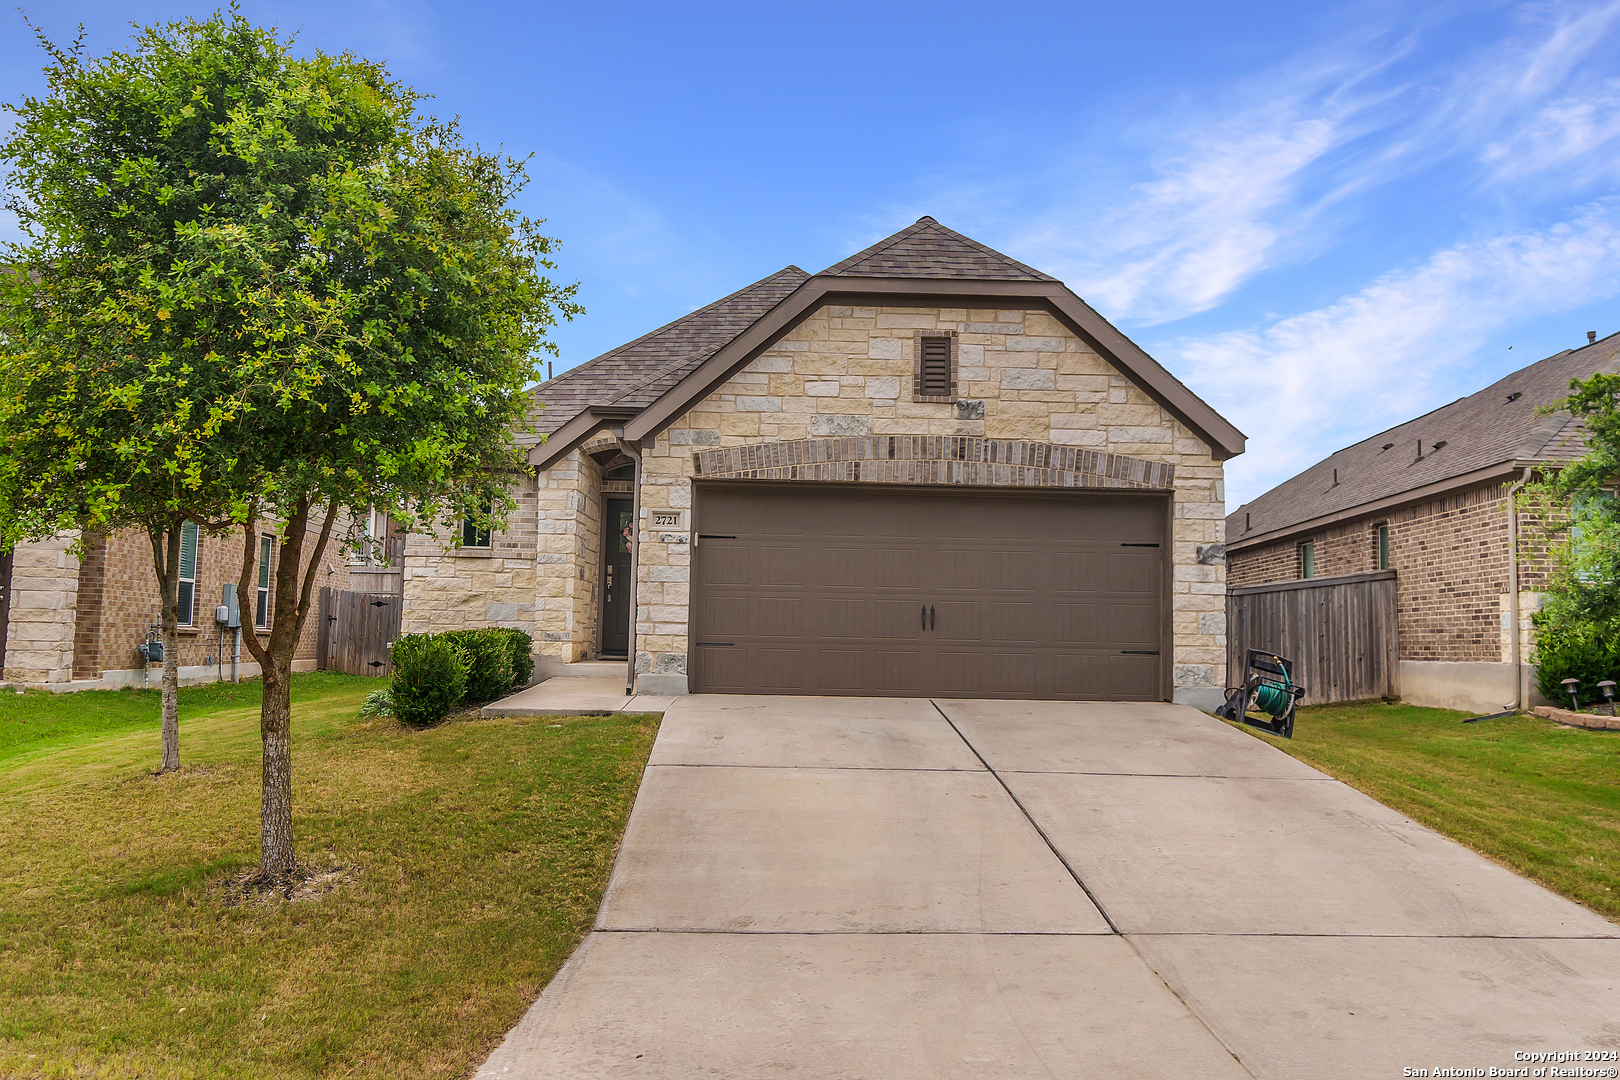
xmin=219 ymin=583 xmax=241 ymax=628
xmin=138 ymin=638 xmax=163 ymax=663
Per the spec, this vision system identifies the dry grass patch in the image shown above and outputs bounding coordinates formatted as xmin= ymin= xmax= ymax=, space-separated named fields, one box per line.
xmin=0 ymin=673 xmax=659 ymax=1078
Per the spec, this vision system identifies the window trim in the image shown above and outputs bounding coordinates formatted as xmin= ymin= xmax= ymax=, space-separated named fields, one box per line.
xmin=1300 ymin=540 xmax=1316 ymax=580
xmin=912 ymin=330 xmax=959 ymax=403
xmin=177 ymin=521 xmax=199 ymax=627
xmin=255 ymin=534 xmax=274 ymax=630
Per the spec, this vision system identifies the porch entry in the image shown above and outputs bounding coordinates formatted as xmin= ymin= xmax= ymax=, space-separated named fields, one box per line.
xmin=601 ymin=498 xmax=633 ymax=658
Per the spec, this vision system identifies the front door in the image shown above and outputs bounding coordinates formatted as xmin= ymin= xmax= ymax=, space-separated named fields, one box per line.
xmin=601 ymin=498 xmax=633 ymax=657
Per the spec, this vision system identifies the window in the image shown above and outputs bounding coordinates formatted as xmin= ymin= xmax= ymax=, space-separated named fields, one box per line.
xmin=912 ymin=331 xmax=958 ymax=402
xmin=462 ymin=504 xmax=492 ymax=549
xmin=255 ymin=534 xmax=273 ymax=629
xmin=1300 ymin=541 xmax=1315 ymax=579
xmin=177 ymin=521 xmax=199 ymax=626
xmin=1377 ymin=524 xmax=1390 ymax=570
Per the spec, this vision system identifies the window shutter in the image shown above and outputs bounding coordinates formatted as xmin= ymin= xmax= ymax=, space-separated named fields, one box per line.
xmin=179 ymin=521 xmax=198 ymax=581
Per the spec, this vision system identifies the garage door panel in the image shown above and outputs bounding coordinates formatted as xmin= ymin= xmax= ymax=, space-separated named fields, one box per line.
xmin=935 ymin=601 xmax=979 ymax=641
xmin=873 ymin=600 xmax=926 ymax=641
xmin=816 ymin=547 xmax=867 ymax=590
xmin=752 ymin=648 xmax=805 ymax=690
xmin=691 ymin=485 xmax=1164 ymax=700
xmin=1110 ymin=552 xmax=1159 ymax=594
xmin=758 ymin=546 xmax=804 ymax=586
xmin=991 ymin=652 xmax=1037 ymax=696
xmin=820 ymin=598 xmax=866 ymax=639
xmin=871 ymin=548 xmax=923 ymax=591
xmin=874 ymin=650 xmax=926 ymax=692
xmin=697 ymin=595 xmax=751 ymax=638
xmin=755 ymin=597 xmax=805 ymax=639
xmin=1055 ymin=603 xmax=1103 ymax=644
xmin=695 ymin=645 xmax=748 ymax=691
xmin=701 ymin=543 xmax=750 ymax=586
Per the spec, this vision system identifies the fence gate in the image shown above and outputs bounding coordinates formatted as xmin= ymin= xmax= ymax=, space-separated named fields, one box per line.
xmin=318 ymin=587 xmax=402 ymax=677
xmin=1226 ymin=570 xmax=1398 ymax=706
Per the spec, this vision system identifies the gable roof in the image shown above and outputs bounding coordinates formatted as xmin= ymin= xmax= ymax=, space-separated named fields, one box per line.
xmin=1227 ymin=332 xmax=1620 ymax=550
xmin=528 ymin=217 xmax=1246 ymax=467
xmin=821 ymin=216 xmax=1056 ymax=281
xmin=518 ymin=266 xmax=810 ymax=446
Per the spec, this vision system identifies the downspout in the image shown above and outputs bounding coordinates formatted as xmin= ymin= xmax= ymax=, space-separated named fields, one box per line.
xmin=1506 ymin=466 xmax=1532 ymax=712
xmin=612 ymin=429 xmax=642 ymax=696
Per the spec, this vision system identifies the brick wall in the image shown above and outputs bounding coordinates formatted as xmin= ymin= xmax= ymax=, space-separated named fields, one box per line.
xmin=1227 ymin=481 xmax=1555 ymax=664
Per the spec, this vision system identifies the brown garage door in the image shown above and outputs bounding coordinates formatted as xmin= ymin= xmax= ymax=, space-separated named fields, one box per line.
xmin=689 ymin=484 xmax=1165 ymax=699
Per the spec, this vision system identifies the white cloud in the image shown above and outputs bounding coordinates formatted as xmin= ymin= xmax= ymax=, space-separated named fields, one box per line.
xmin=1175 ymin=198 xmax=1620 ymax=508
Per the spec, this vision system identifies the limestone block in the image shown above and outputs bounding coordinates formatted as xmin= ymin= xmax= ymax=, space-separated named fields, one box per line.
xmin=1050 ymin=429 xmax=1107 ymax=448
xmin=865 ymin=376 xmax=901 ymax=399
xmin=1006 ymin=336 xmax=1068 ymax=352
xmin=810 ymin=414 xmax=873 ymax=437
xmin=668 ymin=428 xmax=721 ymax=446
xmin=1108 ymin=426 xmax=1173 ymax=444
xmin=876 ymin=313 xmax=936 ymax=329
xmin=1200 ymin=612 xmax=1227 ymax=636
xmin=1174 ymin=664 xmax=1217 ymax=687
xmin=1000 ymin=368 xmax=1056 ymax=390
xmin=958 ymin=344 xmax=985 ymax=364
xmin=805 ymin=380 xmax=841 ymax=397
xmin=985 ymin=417 xmax=1049 ymax=441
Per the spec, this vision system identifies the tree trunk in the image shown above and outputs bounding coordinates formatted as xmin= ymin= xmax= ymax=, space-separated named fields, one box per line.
xmin=238 ymin=497 xmax=340 ymax=878
xmin=259 ymin=653 xmax=296 ymax=876
xmin=151 ymin=520 xmax=184 ymax=775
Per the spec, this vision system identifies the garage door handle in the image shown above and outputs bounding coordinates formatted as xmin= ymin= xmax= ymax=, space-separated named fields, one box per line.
xmin=930 ymin=605 xmax=936 ymax=631
xmin=921 ymin=605 xmax=927 ymax=630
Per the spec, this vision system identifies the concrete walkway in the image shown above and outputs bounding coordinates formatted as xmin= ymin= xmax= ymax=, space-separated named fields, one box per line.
xmin=475 ymin=696 xmax=1620 ymax=1078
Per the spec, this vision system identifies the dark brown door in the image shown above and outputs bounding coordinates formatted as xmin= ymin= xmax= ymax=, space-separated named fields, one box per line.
xmin=601 ymin=499 xmax=633 ymax=657
xmin=690 ymin=484 xmax=1165 ymax=699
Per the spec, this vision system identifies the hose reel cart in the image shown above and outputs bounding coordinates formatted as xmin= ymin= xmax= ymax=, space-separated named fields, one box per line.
xmin=1216 ymin=649 xmax=1305 ymax=739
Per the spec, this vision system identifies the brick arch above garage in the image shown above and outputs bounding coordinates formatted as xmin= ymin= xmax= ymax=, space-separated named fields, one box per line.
xmin=691 ymin=437 xmax=1175 ymax=490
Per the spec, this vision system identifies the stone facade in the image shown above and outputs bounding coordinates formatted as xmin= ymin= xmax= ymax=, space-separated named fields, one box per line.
xmin=595 ymin=305 xmax=1227 ymax=699
xmin=400 ymin=473 xmax=543 ymax=641
xmin=1227 ymin=481 xmax=1554 ymax=665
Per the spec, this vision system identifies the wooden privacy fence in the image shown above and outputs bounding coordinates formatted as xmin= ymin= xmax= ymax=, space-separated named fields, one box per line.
xmin=317 ymin=587 xmax=402 ymax=677
xmin=1226 ymin=570 xmax=1398 ymax=705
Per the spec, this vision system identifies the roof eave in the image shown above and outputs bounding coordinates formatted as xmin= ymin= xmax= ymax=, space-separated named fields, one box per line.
xmin=1226 ymin=459 xmax=1538 ymax=553
xmin=623 ymin=276 xmax=1247 ymax=460
xmin=527 ymin=405 xmax=642 ymax=471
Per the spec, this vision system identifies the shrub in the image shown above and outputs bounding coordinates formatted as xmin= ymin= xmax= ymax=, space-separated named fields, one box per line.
xmin=443 ymin=628 xmax=514 ymax=703
xmin=1532 ymin=615 xmax=1620 ymax=708
xmin=390 ymin=634 xmax=468 ymax=726
xmin=358 ymin=686 xmax=394 ymax=718
xmin=499 ymin=628 xmax=534 ymax=688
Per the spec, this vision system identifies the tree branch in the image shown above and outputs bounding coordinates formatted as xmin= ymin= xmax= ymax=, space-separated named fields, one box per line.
xmin=236 ymin=500 xmax=270 ymax=670
xmin=291 ymin=497 xmax=341 ymax=642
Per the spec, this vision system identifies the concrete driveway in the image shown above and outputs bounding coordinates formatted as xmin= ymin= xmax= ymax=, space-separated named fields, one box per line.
xmin=476 ymin=697 xmax=1620 ymax=1079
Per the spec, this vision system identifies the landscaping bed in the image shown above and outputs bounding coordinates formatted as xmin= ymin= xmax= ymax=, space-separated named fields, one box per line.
xmin=0 ymin=672 xmax=659 ymax=1078
xmin=1233 ymin=700 xmax=1620 ymax=922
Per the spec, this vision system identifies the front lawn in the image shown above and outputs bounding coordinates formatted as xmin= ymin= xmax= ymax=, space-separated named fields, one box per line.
xmin=1236 ymin=700 xmax=1620 ymax=922
xmin=0 ymin=673 xmax=660 ymax=1079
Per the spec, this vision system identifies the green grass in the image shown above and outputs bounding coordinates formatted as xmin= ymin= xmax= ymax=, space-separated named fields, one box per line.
xmin=0 ymin=672 xmax=660 ymax=1079
xmin=1235 ymin=700 xmax=1620 ymax=921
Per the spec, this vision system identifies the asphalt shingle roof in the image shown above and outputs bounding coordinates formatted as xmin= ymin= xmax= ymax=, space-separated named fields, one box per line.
xmin=520 ymin=266 xmax=810 ymax=444
xmin=1228 ymin=332 xmax=1620 ymax=544
xmin=821 ymin=217 xmax=1056 ymax=281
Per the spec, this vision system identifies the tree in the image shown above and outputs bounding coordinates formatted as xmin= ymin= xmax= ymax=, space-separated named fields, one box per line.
xmin=0 ymin=10 xmax=578 ymax=877
xmin=1522 ymin=372 xmax=1620 ymax=704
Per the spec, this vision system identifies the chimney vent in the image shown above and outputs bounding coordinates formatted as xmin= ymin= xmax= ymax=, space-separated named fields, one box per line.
xmin=1589 ymin=331 xmax=1598 ymax=345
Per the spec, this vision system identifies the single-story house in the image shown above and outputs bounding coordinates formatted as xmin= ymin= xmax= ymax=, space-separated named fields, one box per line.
xmin=1226 ymin=331 xmax=1620 ymax=713
xmin=400 ymin=217 xmax=1246 ymax=707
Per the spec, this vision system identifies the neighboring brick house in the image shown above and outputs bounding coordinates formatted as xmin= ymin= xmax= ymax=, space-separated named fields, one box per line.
xmin=0 ymin=519 xmax=357 ymax=689
xmin=1226 ymin=332 xmax=1620 ymax=713
xmin=402 ymin=217 xmax=1246 ymax=707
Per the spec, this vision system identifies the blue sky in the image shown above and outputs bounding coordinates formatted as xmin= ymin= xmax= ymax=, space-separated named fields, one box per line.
xmin=5 ymin=1 xmax=1620 ymax=509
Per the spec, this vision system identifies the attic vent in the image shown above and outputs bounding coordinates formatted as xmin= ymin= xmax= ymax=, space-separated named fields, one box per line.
xmin=912 ymin=331 xmax=958 ymax=402
xmin=1431 ymin=440 xmax=1447 ymax=451
xmin=1505 ymin=392 xmax=1522 ymax=403
xmin=1379 ymin=443 xmax=1395 ymax=452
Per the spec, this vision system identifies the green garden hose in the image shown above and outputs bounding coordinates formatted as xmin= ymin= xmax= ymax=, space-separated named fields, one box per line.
xmin=1253 ymin=666 xmax=1294 ymax=718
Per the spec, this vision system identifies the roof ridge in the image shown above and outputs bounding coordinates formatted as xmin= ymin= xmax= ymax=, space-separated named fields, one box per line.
xmin=820 ymin=218 xmax=935 ymax=277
